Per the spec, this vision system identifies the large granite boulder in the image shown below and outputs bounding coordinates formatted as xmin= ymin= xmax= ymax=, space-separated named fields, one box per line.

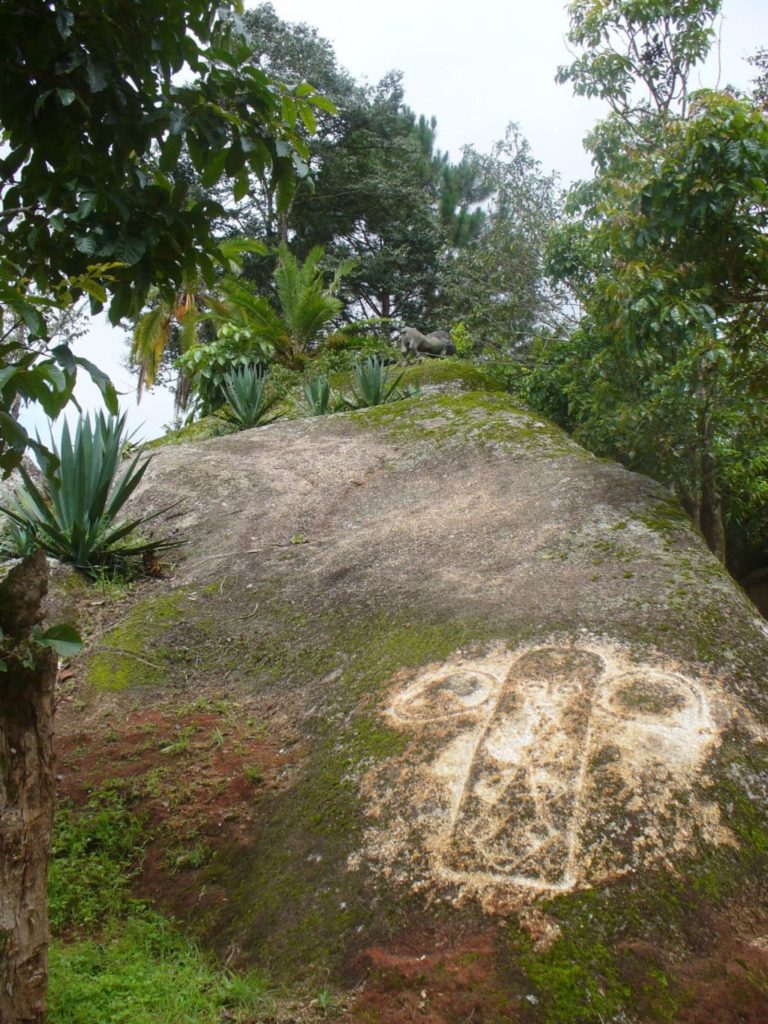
xmin=67 ymin=378 xmax=768 ymax=1022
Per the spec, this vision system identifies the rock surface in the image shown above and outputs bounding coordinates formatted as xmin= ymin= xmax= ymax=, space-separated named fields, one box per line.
xmin=61 ymin=377 xmax=768 ymax=1022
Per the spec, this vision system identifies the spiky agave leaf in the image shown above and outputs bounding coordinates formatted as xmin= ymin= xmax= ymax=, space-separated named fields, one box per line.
xmin=0 ymin=411 xmax=178 ymax=572
xmin=302 ymin=375 xmax=332 ymax=416
xmin=343 ymin=357 xmax=404 ymax=409
xmin=220 ymin=366 xmax=283 ymax=430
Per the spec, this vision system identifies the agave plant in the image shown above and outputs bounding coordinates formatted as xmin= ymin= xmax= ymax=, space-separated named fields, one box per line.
xmin=220 ymin=365 xmax=282 ymax=430
xmin=343 ymin=356 xmax=405 ymax=409
xmin=0 ymin=412 xmax=174 ymax=572
xmin=302 ymin=375 xmax=334 ymax=416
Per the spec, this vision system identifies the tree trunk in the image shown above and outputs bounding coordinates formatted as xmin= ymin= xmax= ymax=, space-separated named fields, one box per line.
xmin=700 ymin=440 xmax=727 ymax=564
xmin=0 ymin=551 xmax=57 ymax=1024
xmin=695 ymin=362 xmax=726 ymax=565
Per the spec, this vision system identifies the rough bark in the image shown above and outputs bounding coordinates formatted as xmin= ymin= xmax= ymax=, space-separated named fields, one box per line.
xmin=695 ymin=364 xmax=726 ymax=565
xmin=0 ymin=551 xmax=57 ymax=1024
xmin=700 ymin=443 xmax=727 ymax=565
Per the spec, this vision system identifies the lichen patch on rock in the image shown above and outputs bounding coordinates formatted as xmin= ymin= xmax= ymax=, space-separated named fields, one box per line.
xmin=357 ymin=638 xmax=750 ymax=910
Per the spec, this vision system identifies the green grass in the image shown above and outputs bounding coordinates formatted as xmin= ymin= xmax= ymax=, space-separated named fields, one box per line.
xmin=49 ymin=914 xmax=272 ymax=1024
xmin=48 ymin=784 xmax=273 ymax=1023
xmin=49 ymin=786 xmax=146 ymax=932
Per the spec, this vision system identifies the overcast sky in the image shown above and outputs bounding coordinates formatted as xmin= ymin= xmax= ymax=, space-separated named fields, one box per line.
xmin=18 ymin=0 xmax=768 ymax=444
xmin=271 ymin=0 xmax=766 ymax=181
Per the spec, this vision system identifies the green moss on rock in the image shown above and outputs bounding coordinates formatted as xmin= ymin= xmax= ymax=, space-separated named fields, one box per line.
xmin=351 ymin=389 xmax=584 ymax=459
xmin=195 ymin=604 xmax=505 ymax=983
xmin=86 ymin=589 xmax=211 ymax=691
xmin=146 ymin=417 xmax=236 ymax=450
xmin=397 ymin=357 xmax=506 ymax=392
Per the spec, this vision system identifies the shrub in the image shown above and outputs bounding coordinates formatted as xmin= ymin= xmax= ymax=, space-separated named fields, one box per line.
xmin=48 ymin=784 xmax=272 ymax=1023
xmin=175 ymin=323 xmax=274 ymax=417
xmin=49 ymin=914 xmax=272 ymax=1024
xmin=49 ymin=786 xmax=146 ymax=933
xmin=450 ymin=321 xmax=474 ymax=357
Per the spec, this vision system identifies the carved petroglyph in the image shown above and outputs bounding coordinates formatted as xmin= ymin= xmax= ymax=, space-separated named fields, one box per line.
xmin=357 ymin=641 xmax=743 ymax=909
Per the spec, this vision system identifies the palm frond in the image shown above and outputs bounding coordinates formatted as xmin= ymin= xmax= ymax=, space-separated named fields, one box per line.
xmin=131 ymin=305 xmax=172 ymax=396
xmin=274 ymin=245 xmax=304 ymax=331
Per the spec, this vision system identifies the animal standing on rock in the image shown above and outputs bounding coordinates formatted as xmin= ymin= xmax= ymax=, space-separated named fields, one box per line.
xmin=398 ymin=326 xmax=456 ymax=359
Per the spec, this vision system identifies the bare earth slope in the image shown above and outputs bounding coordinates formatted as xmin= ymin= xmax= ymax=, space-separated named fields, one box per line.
xmin=59 ymin=381 xmax=768 ymax=1023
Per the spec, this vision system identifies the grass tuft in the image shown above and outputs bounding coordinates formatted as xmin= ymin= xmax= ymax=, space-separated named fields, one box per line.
xmin=49 ymin=914 xmax=272 ymax=1024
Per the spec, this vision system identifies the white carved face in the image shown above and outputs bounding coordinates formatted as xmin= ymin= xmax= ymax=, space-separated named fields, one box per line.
xmin=373 ymin=642 xmax=728 ymax=902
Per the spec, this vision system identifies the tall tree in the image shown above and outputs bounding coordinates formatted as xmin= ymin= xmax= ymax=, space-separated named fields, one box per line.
xmin=438 ymin=125 xmax=564 ymax=351
xmin=749 ymin=47 xmax=768 ymax=109
xmin=556 ymin=0 xmax=720 ymax=119
xmin=238 ymin=7 xmax=483 ymax=327
xmin=541 ymin=0 xmax=768 ymax=564
xmin=298 ymin=74 xmax=447 ymax=323
xmin=0 ymin=553 xmax=59 ymax=1024
xmin=0 ymin=3 xmax=320 ymax=1019
xmin=0 ymin=0 xmax=327 ymax=474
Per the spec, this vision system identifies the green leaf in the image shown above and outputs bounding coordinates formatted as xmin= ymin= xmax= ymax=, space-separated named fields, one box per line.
xmin=35 ymin=623 xmax=83 ymax=658
xmin=75 ymin=235 xmax=98 ymax=256
xmin=274 ymin=162 xmax=296 ymax=213
xmin=160 ymin=133 xmax=183 ymax=172
xmin=34 ymin=90 xmax=53 ymax=115
xmin=75 ymin=358 xmax=118 ymax=414
xmin=311 ymin=95 xmax=337 ymax=114
xmin=233 ymin=169 xmax=250 ymax=202
xmin=281 ymin=96 xmax=297 ymax=128
xmin=0 ymin=410 xmax=29 ymax=450
xmin=80 ymin=277 xmax=107 ymax=303
xmin=56 ymin=88 xmax=76 ymax=107
xmin=298 ymin=105 xmax=317 ymax=136
xmin=218 ymin=237 xmax=267 ymax=260
xmin=201 ymin=149 xmax=228 ymax=188
xmin=113 ymin=237 xmax=147 ymax=265
xmin=7 ymin=295 xmax=46 ymax=335
xmin=86 ymin=60 xmax=108 ymax=93
xmin=0 ymin=365 xmax=19 ymax=391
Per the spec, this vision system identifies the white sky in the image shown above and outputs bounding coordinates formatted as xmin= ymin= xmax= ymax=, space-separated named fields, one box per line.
xmin=18 ymin=0 xmax=768 ymax=444
xmin=271 ymin=0 xmax=766 ymax=180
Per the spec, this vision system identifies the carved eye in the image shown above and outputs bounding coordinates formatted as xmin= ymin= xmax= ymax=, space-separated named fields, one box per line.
xmin=600 ymin=671 xmax=701 ymax=726
xmin=390 ymin=670 xmax=498 ymax=722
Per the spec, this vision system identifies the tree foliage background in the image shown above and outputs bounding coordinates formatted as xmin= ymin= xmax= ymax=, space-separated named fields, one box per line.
xmin=0 ymin=0 xmax=327 ymax=473
xmin=520 ymin=0 xmax=768 ymax=573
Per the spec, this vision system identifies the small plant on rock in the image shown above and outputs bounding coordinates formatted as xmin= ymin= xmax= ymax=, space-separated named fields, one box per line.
xmin=302 ymin=375 xmax=334 ymax=416
xmin=342 ymin=356 xmax=406 ymax=409
xmin=219 ymin=365 xmax=282 ymax=430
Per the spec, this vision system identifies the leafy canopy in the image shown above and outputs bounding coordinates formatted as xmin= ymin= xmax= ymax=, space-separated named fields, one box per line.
xmin=210 ymin=245 xmax=352 ymax=371
xmin=0 ymin=0 xmax=330 ymax=474
xmin=540 ymin=0 xmax=768 ymax=566
xmin=0 ymin=0 xmax=330 ymax=325
xmin=558 ymin=0 xmax=721 ymax=117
